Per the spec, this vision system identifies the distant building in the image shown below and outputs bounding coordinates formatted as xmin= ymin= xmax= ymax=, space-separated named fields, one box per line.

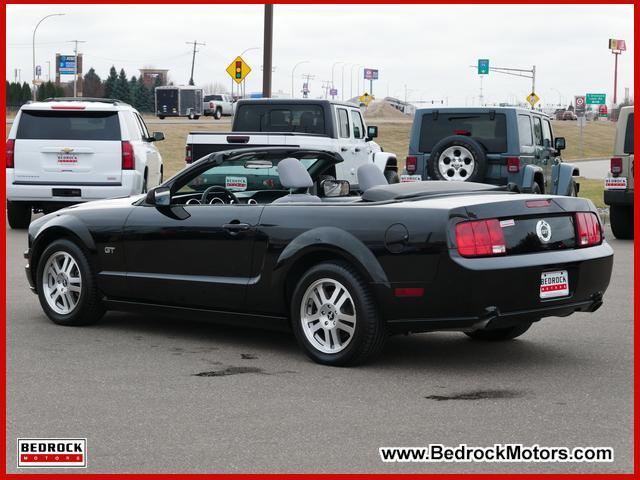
xmin=139 ymin=69 xmax=169 ymax=88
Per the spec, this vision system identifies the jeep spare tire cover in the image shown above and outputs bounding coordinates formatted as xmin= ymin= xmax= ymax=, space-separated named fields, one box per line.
xmin=427 ymin=135 xmax=487 ymax=182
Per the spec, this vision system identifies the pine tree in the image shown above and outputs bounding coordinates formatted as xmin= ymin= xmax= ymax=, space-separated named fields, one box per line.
xmin=83 ymin=68 xmax=104 ymax=97
xmin=129 ymin=75 xmax=138 ymax=107
xmin=134 ymin=77 xmax=152 ymax=112
xmin=103 ymin=66 xmax=118 ymax=98
xmin=113 ymin=69 xmax=131 ymax=104
xmin=20 ymin=82 xmax=32 ymax=103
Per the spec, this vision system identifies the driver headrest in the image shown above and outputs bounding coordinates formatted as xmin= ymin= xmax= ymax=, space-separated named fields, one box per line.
xmin=278 ymin=157 xmax=313 ymax=189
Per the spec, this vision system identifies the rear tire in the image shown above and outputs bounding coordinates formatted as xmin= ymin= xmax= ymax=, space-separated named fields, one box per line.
xmin=214 ymin=108 xmax=222 ymax=120
xmin=7 ymin=201 xmax=31 ymax=229
xmin=384 ymin=169 xmax=399 ymax=184
xmin=427 ymin=135 xmax=487 ymax=182
xmin=465 ymin=322 xmax=532 ymax=341
xmin=36 ymin=239 xmax=105 ymax=326
xmin=610 ymin=205 xmax=634 ymax=239
xmin=291 ymin=262 xmax=387 ymax=366
xmin=158 ymin=115 xmax=165 ymax=120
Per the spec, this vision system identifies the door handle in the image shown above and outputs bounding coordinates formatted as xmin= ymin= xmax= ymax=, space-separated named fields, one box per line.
xmin=354 ymin=147 xmax=361 ymax=152
xmin=223 ymin=222 xmax=251 ymax=232
xmin=340 ymin=147 xmax=349 ymax=152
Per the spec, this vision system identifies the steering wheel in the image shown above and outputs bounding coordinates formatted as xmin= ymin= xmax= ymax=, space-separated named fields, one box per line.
xmin=200 ymin=185 xmax=240 ymax=205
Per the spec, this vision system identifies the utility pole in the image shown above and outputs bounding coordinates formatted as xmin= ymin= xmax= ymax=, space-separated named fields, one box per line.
xmin=262 ymin=4 xmax=274 ymax=98
xmin=321 ymin=80 xmax=332 ymax=99
xmin=69 ymin=39 xmax=86 ymax=97
xmin=301 ymin=73 xmax=315 ymax=98
xmin=46 ymin=60 xmax=51 ymax=82
xmin=186 ymin=40 xmax=206 ymax=86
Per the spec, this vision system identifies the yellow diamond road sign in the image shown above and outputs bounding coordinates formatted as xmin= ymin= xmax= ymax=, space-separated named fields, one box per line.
xmin=358 ymin=93 xmax=374 ymax=106
xmin=526 ymin=92 xmax=540 ymax=107
xmin=226 ymin=56 xmax=251 ymax=84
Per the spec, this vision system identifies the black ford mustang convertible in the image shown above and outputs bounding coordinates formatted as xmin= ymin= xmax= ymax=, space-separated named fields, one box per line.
xmin=25 ymin=147 xmax=613 ymax=365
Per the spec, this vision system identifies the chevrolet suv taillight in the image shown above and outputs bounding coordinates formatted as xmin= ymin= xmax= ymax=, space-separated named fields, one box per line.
xmin=405 ymin=156 xmax=417 ymax=174
xmin=185 ymin=144 xmax=193 ymax=164
xmin=610 ymin=157 xmax=623 ymax=175
xmin=6 ymin=139 xmax=15 ymax=168
xmin=455 ymin=219 xmax=506 ymax=257
xmin=121 ymin=141 xmax=134 ymax=170
xmin=575 ymin=212 xmax=602 ymax=247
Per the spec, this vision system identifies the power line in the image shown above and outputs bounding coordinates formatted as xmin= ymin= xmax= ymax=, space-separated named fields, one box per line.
xmin=186 ymin=40 xmax=205 ymax=85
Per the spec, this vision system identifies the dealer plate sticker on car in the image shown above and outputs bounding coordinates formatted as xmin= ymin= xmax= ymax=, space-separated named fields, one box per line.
xmin=540 ymin=270 xmax=569 ymax=299
xmin=225 ymin=176 xmax=248 ymax=191
xmin=400 ymin=175 xmax=422 ymax=183
xmin=604 ymin=177 xmax=627 ymax=190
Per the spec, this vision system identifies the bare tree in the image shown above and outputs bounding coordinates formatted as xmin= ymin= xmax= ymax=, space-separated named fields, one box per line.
xmin=202 ymin=81 xmax=229 ymax=94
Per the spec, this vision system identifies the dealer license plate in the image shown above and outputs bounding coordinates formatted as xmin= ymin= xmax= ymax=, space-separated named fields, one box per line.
xmin=400 ymin=175 xmax=422 ymax=183
xmin=540 ymin=270 xmax=569 ymax=299
xmin=604 ymin=177 xmax=627 ymax=190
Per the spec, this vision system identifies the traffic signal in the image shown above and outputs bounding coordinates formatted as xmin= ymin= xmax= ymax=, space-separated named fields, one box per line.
xmin=235 ymin=61 xmax=242 ymax=79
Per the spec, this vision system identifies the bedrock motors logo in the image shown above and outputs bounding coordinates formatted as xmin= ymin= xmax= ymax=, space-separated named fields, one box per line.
xmin=17 ymin=438 xmax=87 ymax=468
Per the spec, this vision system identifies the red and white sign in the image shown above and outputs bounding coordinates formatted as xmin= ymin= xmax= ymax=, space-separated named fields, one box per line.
xmin=540 ymin=270 xmax=569 ymax=299
xmin=18 ymin=438 xmax=87 ymax=468
xmin=225 ymin=176 xmax=248 ymax=191
xmin=604 ymin=177 xmax=627 ymax=190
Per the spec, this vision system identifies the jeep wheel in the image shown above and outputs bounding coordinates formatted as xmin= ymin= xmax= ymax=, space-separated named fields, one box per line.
xmin=427 ymin=135 xmax=487 ymax=182
xmin=465 ymin=322 xmax=532 ymax=341
xmin=36 ymin=239 xmax=105 ymax=326
xmin=384 ymin=169 xmax=399 ymax=184
xmin=7 ymin=201 xmax=31 ymax=229
xmin=291 ymin=262 xmax=387 ymax=366
xmin=610 ymin=205 xmax=634 ymax=239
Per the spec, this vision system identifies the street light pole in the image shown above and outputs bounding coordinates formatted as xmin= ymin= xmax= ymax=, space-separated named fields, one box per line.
xmin=331 ymin=61 xmax=343 ymax=100
xmin=262 ymin=4 xmax=274 ymax=98
xmin=291 ymin=60 xmax=309 ymax=98
xmin=350 ymin=64 xmax=359 ymax=100
xmin=69 ymin=39 xmax=86 ymax=97
xmin=239 ymin=47 xmax=259 ymax=98
xmin=33 ymin=13 xmax=65 ymax=100
xmin=340 ymin=63 xmax=347 ymax=101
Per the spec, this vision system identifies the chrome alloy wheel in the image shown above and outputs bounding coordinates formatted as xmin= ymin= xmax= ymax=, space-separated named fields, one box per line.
xmin=42 ymin=251 xmax=82 ymax=315
xmin=438 ymin=145 xmax=475 ymax=181
xmin=300 ymin=278 xmax=356 ymax=354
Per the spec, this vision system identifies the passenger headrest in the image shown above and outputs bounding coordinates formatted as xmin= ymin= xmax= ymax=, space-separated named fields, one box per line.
xmin=357 ymin=163 xmax=388 ymax=192
xmin=278 ymin=157 xmax=313 ymax=189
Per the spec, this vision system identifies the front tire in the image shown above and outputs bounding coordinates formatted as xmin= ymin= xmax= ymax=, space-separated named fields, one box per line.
xmin=384 ymin=169 xmax=400 ymax=184
xmin=7 ymin=201 xmax=31 ymax=229
xmin=610 ymin=205 xmax=634 ymax=239
xmin=36 ymin=239 xmax=105 ymax=326
xmin=291 ymin=262 xmax=387 ymax=366
xmin=465 ymin=322 xmax=532 ymax=341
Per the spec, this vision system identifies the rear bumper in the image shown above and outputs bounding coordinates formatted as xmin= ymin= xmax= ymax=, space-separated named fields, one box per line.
xmin=6 ymin=169 xmax=142 ymax=203
xmin=604 ymin=188 xmax=633 ymax=206
xmin=375 ymin=242 xmax=614 ymax=333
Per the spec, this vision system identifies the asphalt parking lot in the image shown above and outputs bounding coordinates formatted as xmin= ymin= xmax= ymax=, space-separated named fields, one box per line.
xmin=6 ymin=220 xmax=633 ymax=474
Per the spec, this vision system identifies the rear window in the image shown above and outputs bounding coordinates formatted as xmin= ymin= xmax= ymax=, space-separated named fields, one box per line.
xmin=204 ymin=95 xmax=223 ymax=102
xmin=17 ymin=111 xmax=121 ymax=140
xmin=419 ymin=113 xmax=507 ymax=153
xmin=234 ymin=104 xmax=326 ymax=134
xmin=624 ymin=113 xmax=634 ymax=154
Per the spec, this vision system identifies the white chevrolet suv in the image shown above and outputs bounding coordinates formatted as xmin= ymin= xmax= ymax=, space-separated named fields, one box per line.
xmin=6 ymin=98 xmax=164 ymax=228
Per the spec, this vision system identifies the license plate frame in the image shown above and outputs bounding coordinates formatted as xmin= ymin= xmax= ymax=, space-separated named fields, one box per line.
xmin=540 ymin=270 xmax=569 ymax=299
xmin=604 ymin=177 xmax=627 ymax=190
xmin=400 ymin=174 xmax=422 ymax=183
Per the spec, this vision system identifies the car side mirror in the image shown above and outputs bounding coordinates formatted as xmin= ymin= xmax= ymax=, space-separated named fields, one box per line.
xmin=366 ymin=125 xmax=378 ymax=140
xmin=321 ymin=179 xmax=350 ymax=197
xmin=151 ymin=131 xmax=165 ymax=142
xmin=146 ymin=186 xmax=171 ymax=206
xmin=554 ymin=137 xmax=566 ymax=151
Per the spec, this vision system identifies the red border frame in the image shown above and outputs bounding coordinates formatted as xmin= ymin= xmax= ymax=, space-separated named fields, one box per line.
xmin=2 ymin=2 xmax=638 ymax=478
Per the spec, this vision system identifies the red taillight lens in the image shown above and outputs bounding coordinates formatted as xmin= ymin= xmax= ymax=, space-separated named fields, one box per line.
xmin=455 ymin=219 xmax=506 ymax=257
xmin=575 ymin=212 xmax=602 ymax=247
xmin=610 ymin=157 xmax=623 ymax=175
xmin=6 ymin=139 xmax=15 ymax=168
xmin=185 ymin=145 xmax=193 ymax=164
xmin=121 ymin=141 xmax=134 ymax=170
xmin=506 ymin=157 xmax=520 ymax=173
xmin=209 ymin=102 xmax=214 ymax=108
xmin=405 ymin=156 xmax=417 ymax=174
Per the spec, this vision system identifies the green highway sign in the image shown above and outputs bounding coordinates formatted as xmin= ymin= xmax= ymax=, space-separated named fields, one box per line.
xmin=586 ymin=93 xmax=606 ymax=105
xmin=478 ymin=59 xmax=489 ymax=75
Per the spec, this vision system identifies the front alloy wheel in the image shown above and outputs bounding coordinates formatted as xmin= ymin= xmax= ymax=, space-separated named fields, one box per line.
xmin=42 ymin=251 xmax=82 ymax=315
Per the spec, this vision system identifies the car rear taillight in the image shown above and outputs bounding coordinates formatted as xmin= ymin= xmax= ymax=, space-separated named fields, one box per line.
xmin=50 ymin=105 xmax=86 ymax=110
xmin=209 ymin=102 xmax=214 ymax=108
xmin=121 ymin=141 xmax=134 ymax=170
xmin=455 ymin=219 xmax=506 ymax=257
xmin=6 ymin=139 xmax=15 ymax=168
xmin=575 ymin=212 xmax=602 ymax=247
xmin=185 ymin=144 xmax=193 ymax=163
xmin=506 ymin=157 xmax=520 ymax=173
xmin=405 ymin=156 xmax=417 ymax=174
xmin=610 ymin=157 xmax=623 ymax=175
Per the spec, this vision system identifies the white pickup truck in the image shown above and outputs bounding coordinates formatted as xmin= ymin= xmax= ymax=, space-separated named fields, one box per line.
xmin=185 ymin=99 xmax=399 ymax=189
xmin=203 ymin=94 xmax=234 ymax=120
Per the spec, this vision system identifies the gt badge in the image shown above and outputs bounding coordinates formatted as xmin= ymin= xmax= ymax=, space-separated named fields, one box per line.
xmin=104 ymin=247 xmax=116 ymax=254
xmin=536 ymin=220 xmax=552 ymax=243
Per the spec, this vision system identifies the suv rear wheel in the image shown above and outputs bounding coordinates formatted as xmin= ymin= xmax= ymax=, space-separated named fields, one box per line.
xmin=7 ymin=201 xmax=31 ymax=229
xmin=384 ymin=169 xmax=399 ymax=184
xmin=427 ymin=135 xmax=487 ymax=182
xmin=610 ymin=205 xmax=634 ymax=239
xmin=291 ymin=262 xmax=387 ymax=366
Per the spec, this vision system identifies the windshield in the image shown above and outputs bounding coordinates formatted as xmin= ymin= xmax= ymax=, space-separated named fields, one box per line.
xmin=177 ymin=156 xmax=320 ymax=194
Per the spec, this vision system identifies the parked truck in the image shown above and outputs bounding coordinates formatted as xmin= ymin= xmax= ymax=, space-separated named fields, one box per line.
xmin=155 ymin=86 xmax=204 ymax=120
